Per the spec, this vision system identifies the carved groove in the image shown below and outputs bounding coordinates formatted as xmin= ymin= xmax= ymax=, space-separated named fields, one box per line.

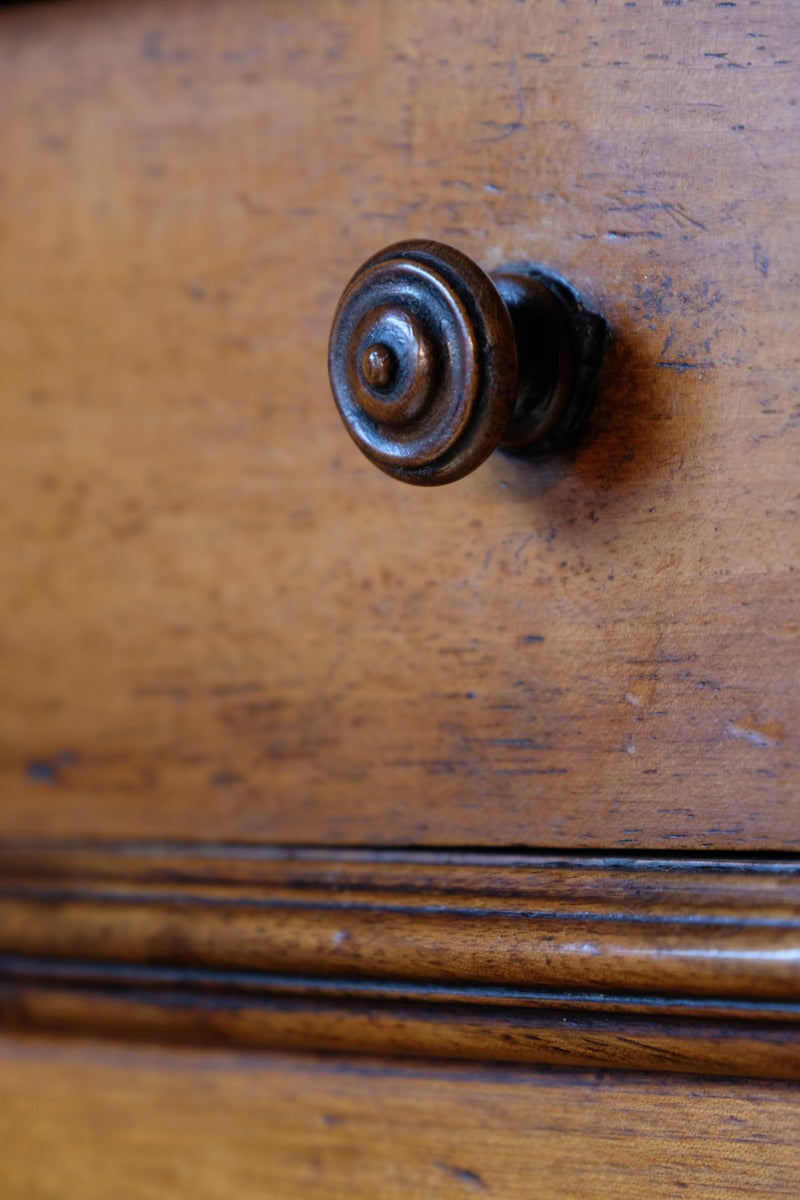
xmin=328 ymin=240 xmax=609 ymax=484
xmin=329 ymin=240 xmax=517 ymax=485
xmin=0 ymin=843 xmax=798 ymax=1077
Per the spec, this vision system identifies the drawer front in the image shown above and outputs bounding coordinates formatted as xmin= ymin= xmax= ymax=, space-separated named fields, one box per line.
xmin=0 ymin=0 xmax=798 ymax=853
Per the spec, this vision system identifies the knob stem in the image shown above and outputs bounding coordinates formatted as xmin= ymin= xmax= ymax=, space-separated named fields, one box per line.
xmin=493 ymin=265 xmax=610 ymax=455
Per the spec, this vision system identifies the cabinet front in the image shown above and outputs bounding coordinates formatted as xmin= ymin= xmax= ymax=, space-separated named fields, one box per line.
xmin=1 ymin=9 xmax=800 ymax=1192
xmin=1 ymin=0 xmax=797 ymax=851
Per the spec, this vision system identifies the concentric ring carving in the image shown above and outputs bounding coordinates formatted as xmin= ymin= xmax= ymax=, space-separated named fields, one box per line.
xmin=328 ymin=240 xmax=518 ymax=486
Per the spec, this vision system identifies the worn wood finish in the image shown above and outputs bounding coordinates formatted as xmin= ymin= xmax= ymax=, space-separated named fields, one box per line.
xmin=1 ymin=0 xmax=799 ymax=849
xmin=2 ymin=843 xmax=799 ymax=1075
xmin=2 ymin=1 xmax=800 ymax=1192
xmin=1 ymin=1035 xmax=799 ymax=1199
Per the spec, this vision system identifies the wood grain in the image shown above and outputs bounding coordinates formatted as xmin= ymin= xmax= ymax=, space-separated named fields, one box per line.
xmin=1 ymin=1034 xmax=799 ymax=1199
xmin=6 ymin=980 xmax=800 ymax=1080
xmin=2 ymin=843 xmax=798 ymax=1076
xmin=0 ymin=4 xmax=798 ymax=854
xmin=2 ymin=843 xmax=799 ymax=1002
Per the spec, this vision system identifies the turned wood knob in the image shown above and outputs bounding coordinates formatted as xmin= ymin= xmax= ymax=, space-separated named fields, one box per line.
xmin=328 ymin=239 xmax=609 ymax=486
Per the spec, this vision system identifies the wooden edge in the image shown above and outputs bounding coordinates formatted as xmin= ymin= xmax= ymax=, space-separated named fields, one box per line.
xmin=1 ymin=842 xmax=799 ymax=1077
xmin=3 ymin=984 xmax=800 ymax=1080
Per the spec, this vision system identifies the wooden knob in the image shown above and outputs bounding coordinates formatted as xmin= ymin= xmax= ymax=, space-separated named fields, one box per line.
xmin=328 ymin=239 xmax=609 ymax=486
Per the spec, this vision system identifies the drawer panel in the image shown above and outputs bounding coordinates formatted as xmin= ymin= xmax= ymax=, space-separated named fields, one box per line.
xmin=0 ymin=0 xmax=798 ymax=849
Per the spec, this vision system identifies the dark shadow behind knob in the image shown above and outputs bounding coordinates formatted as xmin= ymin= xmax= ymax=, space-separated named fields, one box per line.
xmin=328 ymin=239 xmax=609 ymax=486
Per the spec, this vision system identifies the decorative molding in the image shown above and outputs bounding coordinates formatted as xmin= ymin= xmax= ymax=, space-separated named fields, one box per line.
xmin=1 ymin=842 xmax=799 ymax=1076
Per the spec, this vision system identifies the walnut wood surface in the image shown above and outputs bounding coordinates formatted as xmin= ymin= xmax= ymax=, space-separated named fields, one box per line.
xmin=1 ymin=1 xmax=799 ymax=849
xmin=3 ymin=3 xmax=799 ymax=1193
xmin=1 ymin=1035 xmax=799 ymax=1199
xmin=2 ymin=844 xmax=798 ymax=1077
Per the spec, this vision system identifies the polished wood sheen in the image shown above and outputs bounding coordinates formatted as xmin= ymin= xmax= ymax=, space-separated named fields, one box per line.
xmin=2 ymin=843 xmax=799 ymax=1077
xmin=0 ymin=0 xmax=798 ymax=849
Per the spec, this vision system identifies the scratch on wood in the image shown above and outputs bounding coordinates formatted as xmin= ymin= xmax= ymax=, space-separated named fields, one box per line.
xmin=435 ymin=1162 xmax=490 ymax=1191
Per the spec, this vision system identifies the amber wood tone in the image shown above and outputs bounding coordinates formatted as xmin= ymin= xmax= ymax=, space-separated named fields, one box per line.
xmin=1 ymin=1035 xmax=799 ymax=1200
xmin=2 ymin=2 xmax=800 ymax=1194
xmin=2 ymin=844 xmax=799 ymax=1077
xmin=0 ymin=0 xmax=799 ymax=850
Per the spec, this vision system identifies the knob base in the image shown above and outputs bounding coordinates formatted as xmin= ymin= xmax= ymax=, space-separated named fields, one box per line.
xmin=492 ymin=266 xmax=610 ymax=455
